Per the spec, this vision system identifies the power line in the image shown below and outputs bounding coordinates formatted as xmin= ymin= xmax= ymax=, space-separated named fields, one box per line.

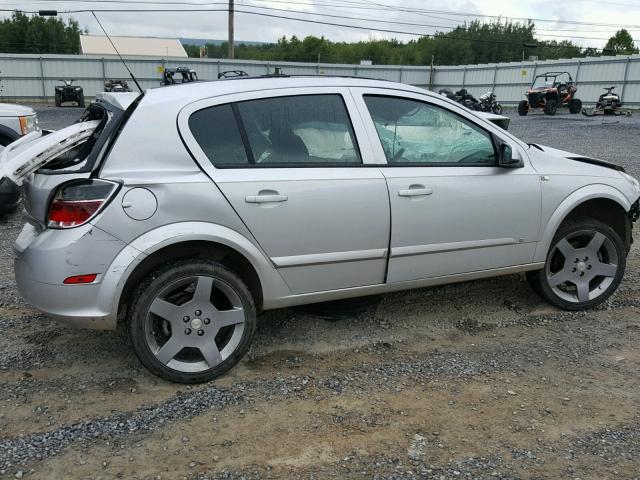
xmin=9 ymin=0 xmax=640 ymax=34
xmin=4 ymin=3 xmax=638 ymax=46
xmin=247 ymin=0 xmax=640 ymax=29
xmin=0 ymin=7 xmax=555 ymax=47
xmin=3 ymin=5 xmax=637 ymax=53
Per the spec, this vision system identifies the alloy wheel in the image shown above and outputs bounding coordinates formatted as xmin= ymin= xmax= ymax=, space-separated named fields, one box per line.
xmin=144 ymin=275 xmax=246 ymax=373
xmin=545 ymin=230 xmax=619 ymax=304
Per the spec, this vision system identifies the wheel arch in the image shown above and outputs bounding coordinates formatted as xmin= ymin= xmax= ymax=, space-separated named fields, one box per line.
xmin=118 ymin=240 xmax=264 ymax=318
xmin=0 ymin=125 xmax=20 ymax=145
xmin=534 ymin=185 xmax=632 ymax=263
xmin=97 ymin=222 xmax=290 ymax=328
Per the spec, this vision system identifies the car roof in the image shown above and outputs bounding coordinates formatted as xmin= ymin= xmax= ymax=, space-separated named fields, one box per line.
xmin=142 ymin=75 xmax=431 ymax=105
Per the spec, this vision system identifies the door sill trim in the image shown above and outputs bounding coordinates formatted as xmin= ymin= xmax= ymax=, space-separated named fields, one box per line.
xmin=264 ymin=262 xmax=545 ymax=309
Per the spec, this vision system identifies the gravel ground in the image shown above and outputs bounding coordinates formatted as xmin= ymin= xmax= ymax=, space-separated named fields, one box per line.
xmin=1 ymin=106 xmax=640 ymax=479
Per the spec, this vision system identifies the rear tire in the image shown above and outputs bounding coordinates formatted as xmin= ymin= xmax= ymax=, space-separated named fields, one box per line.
xmin=54 ymin=92 xmax=61 ymax=107
xmin=518 ymin=100 xmax=529 ymax=116
xmin=569 ymin=98 xmax=582 ymax=114
xmin=527 ymin=219 xmax=625 ymax=310
xmin=544 ymin=98 xmax=558 ymax=115
xmin=128 ymin=260 xmax=256 ymax=383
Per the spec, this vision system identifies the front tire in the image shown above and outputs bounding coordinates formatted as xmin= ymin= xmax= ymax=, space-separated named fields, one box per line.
xmin=527 ymin=219 xmax=626 ymax=310
xmin=492 ymin=103 xmax=504 ymax=115
xmin=128 ymin=260 xmax=256 ymax=384
xmin=518 ymin=100 xmax=528 ymax=116
xmin=544 ymin=98 xmax=558 ymax=115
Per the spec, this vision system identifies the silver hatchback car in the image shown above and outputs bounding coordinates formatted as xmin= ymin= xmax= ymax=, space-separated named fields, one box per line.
xmin=3 ymin=77 xmax=639 ymax=383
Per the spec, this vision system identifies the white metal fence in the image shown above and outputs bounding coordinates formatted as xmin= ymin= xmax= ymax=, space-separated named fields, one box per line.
xmin=433 ymin=54 xmax=640 ymax=106
xmin=2 ymin=52 xmax=640 ymax=106
xmin=0 ymin=53 xmax=430 ymax=100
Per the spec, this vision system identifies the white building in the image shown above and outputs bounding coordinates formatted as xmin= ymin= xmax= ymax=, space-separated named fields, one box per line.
xmin=79 ymin=35 xmax=188 ymax=57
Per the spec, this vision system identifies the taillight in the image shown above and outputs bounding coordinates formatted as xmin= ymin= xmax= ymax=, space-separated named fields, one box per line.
xmin=48 ymin=180 xmax=118 ymax=228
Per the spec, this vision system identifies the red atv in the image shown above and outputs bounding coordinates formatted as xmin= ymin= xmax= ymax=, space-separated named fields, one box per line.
xmin=518 ymin=71 xmax=582 ymax=116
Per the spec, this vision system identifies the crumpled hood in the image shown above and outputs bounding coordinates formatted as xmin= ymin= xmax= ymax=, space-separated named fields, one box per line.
xmin=527 ymin=143 xmax=625 ymax=177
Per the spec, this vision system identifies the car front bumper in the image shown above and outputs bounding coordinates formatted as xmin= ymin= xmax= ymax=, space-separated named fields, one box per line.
xmin=14 ymin=222 xmax=127 ymax=330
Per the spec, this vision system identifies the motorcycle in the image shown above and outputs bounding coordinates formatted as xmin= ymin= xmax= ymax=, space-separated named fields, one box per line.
xmin=478 ymin=91 xmax=503 ymax=114
xmin=438 ymin=88 xmax=482 ymax=111
xmin=582 ymin=86 xmax=631 ymax=117
xmin=104 ymin=79 xmax=132 ymax=93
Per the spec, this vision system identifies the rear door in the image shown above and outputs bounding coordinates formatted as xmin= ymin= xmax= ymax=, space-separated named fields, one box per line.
xmin=179 ymin=88 xmax=390 ymax=295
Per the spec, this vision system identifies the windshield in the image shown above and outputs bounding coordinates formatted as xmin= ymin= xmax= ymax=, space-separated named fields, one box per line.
xmin=532 ymin=76 xmax=555 ymax=89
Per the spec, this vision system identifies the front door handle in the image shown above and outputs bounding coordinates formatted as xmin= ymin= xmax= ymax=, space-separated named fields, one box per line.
xmin=398 ymin=186 xmax=433 ymax=197
xmin=245 ymin=193 xmax=288 ymax=203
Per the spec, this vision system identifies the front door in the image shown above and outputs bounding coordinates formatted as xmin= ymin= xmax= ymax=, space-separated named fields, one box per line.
xmin=354 ymin=91 xmax=541 ymax=283
xmin=181 ymin=89 xmax=390 ymax=294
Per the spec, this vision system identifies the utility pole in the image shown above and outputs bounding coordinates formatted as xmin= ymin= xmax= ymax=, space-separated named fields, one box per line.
xmin=228 ymin=0 xmax=234 ymax=59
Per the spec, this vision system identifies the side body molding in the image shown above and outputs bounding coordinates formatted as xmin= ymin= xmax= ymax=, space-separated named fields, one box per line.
xmin=96 ymin=221 xmax=293 ymax=327
xmin=533 ymin=183 xmax=632 ymax=263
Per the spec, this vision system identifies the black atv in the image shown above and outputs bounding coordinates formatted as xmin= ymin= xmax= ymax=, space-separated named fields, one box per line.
xmin=54 ymin=80 xmax=85 ymax=108
xmin=582 ymin=86 xmax=631 ymax=117
xmin=162 ymin=67 xmax=198 ymax=86
xmin=104 ymin=79 xmax=131 ymax=93
xmin=518 ymin=71 xmax=581 ymax=116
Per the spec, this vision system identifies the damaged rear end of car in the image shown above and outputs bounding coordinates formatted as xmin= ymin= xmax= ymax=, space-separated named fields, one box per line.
xmin=13 ymin=93 xmax=141 ymax=225
xmin=3 ymin=92 xmax=142 ymax=328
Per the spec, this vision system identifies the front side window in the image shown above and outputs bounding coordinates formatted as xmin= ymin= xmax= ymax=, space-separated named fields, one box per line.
xmin=363 ymin=95 xmax=497 ymax=166
xmin=236 ymin=94 xmax=361 ymax=166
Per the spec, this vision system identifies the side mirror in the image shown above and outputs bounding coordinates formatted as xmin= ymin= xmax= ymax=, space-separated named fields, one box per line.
xmin=498 ymin=143 xmax=523 ymax=168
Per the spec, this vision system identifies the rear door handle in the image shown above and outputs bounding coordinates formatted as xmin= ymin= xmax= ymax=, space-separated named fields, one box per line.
xmin=245 ymin=194 xmax=288 ymax=203
xmin=398 ymin=187 xmax=433 ymax=197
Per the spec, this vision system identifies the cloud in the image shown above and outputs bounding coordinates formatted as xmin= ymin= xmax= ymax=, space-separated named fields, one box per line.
xmin=4 ymin=0 xmax=640 ymax=48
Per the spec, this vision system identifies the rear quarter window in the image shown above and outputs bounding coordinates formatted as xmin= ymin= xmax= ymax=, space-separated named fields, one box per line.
xmin=188 ymin=104 xmax=249 ymax=166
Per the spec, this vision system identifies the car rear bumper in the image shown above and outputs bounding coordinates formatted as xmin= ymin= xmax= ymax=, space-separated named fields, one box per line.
xmin=14 ymin=222 xmax=127 ymax=330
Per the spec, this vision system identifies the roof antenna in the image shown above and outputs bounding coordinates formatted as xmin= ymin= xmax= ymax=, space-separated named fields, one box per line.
xmin=91 ymin=11 xmax=142 ymax=92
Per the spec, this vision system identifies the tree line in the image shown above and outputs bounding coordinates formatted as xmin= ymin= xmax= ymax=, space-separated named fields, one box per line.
xmin=185 ymin=22 xmax=639 ymax=66
xmin=0 ymin=12 xmax=82 ymax=54
xmin=0 ymin=11 xmax=637 ymax=65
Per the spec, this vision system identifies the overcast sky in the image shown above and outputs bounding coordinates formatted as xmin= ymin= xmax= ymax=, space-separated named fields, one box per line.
xmin=5 ymin=0 xmax=640 ymax=49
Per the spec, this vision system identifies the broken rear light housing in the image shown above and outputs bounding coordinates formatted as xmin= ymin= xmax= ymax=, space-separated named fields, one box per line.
xmin=48 ymin=179 xmax=119 ymax=229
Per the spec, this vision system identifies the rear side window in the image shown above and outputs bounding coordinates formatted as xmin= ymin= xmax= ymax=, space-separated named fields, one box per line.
xmin=236 ymin=94 xmax=361 ymax=166
xmin=189 ymin=104 xmax=249 ymax=166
